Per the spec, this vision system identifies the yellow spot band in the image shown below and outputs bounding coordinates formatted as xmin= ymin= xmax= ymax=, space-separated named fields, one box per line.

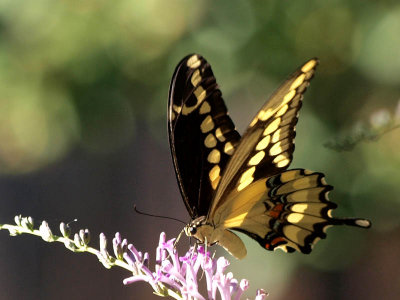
xmin=208 ymin=149 xmax=221 ymax=164
xmin=248 ymin=151 xmax=265 ymax=166
xmin=264 ymin=118 xmax=281 ymax=136
xmin=204 ymin=133 xmax=217 ymax=148
xmin=301 ymin=59 xmax=317 ymax=73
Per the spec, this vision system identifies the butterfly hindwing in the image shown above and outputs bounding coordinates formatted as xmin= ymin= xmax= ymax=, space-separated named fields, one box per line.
xmin=168 ymin=54 xmax=240 ymax=218
xmin=215 ymin=169 xmax=370 ymax=254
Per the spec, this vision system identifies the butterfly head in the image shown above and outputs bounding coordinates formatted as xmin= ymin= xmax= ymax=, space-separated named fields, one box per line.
xmin=184 ymin=224 xmax=197 ymax=236
xmin=184 ymin=216 xmax=206 ymax=237
xmin=183 ymin=216 xmax=220 ymax=246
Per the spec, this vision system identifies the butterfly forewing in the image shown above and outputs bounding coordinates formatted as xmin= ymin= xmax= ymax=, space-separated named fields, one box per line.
xmin=211 ymin=59 xmax=319 ymax=214
xmin=168 ymin=54 xmax=240 ymax=218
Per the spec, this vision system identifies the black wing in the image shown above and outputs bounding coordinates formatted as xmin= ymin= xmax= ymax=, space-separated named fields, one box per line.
xmin=168 ymin=54 xmax=240 ymax=219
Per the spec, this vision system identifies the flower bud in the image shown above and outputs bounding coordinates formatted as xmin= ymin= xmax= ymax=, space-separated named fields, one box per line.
xmin=99 ymin=233 xmax=110 ymax=258
xmin=60 ymin=222 xmax=71 ymax=238
xmin=74 ymin=233 xmax=83 ymax=247
xmin=21 ymin=217 xmax=33 ymax=231
xmin=79 ymin=229 xmax=90 ymax=245
xmin=27 ymin=217 xmax=34 ymax=228
xmin=216 ymin=257 xmax=230 ymax=273
xmin=39 ymin=221 xmax=54 ymax=242
xmin=255 ymin=289 xmax=268 ymax=300
xmin=14 ymin=215 xmax=22 ymax=226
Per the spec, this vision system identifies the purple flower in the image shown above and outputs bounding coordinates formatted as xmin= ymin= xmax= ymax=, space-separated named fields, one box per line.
xmin=120 ymin=232 xmax=267 ymax=300
xmin=255 ymin=289 xmax=268 ymax=300
xmin=2 ymin=216 xmax=268 ymax=300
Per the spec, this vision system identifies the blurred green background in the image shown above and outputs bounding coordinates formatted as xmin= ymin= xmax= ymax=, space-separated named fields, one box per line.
xmin=1 ymin=0 xmax=399 ymax=299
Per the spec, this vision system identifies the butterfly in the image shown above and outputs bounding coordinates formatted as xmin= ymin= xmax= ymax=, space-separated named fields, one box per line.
xmin=168 ymin=54 xmax=371 ymax=259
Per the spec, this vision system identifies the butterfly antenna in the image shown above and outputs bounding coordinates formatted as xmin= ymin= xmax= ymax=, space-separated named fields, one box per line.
xmin=134 ymin=204 xmax=186 ymax=225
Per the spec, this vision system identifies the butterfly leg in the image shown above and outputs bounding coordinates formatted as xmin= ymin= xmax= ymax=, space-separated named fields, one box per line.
xmin=173 ymin=228 xmax=185 ymax=249
xmin=204 ymin=236 xmax=208 ymax=258
xmin=190 ymin=241 xmax=199 ymax=259
xmin=163 ymin=229 xmax=185 ymax=261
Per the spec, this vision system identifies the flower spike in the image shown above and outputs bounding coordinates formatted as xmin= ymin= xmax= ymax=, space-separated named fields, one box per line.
xmin=1 ymin=217 xmax=268 ymax=299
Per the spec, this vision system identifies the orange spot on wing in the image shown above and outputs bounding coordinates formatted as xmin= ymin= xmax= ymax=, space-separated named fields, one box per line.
xmin=268 ymin=203 xmax=284 ymax=219
xmin=265 ymin=237 xmax=286 ymax=250
xmin=271 ymin=237 xmax=286 ymax=246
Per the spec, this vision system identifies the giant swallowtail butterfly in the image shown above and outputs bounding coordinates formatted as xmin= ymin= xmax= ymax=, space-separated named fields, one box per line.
xmin=168 ymin=54 xmax=371 ymax=259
